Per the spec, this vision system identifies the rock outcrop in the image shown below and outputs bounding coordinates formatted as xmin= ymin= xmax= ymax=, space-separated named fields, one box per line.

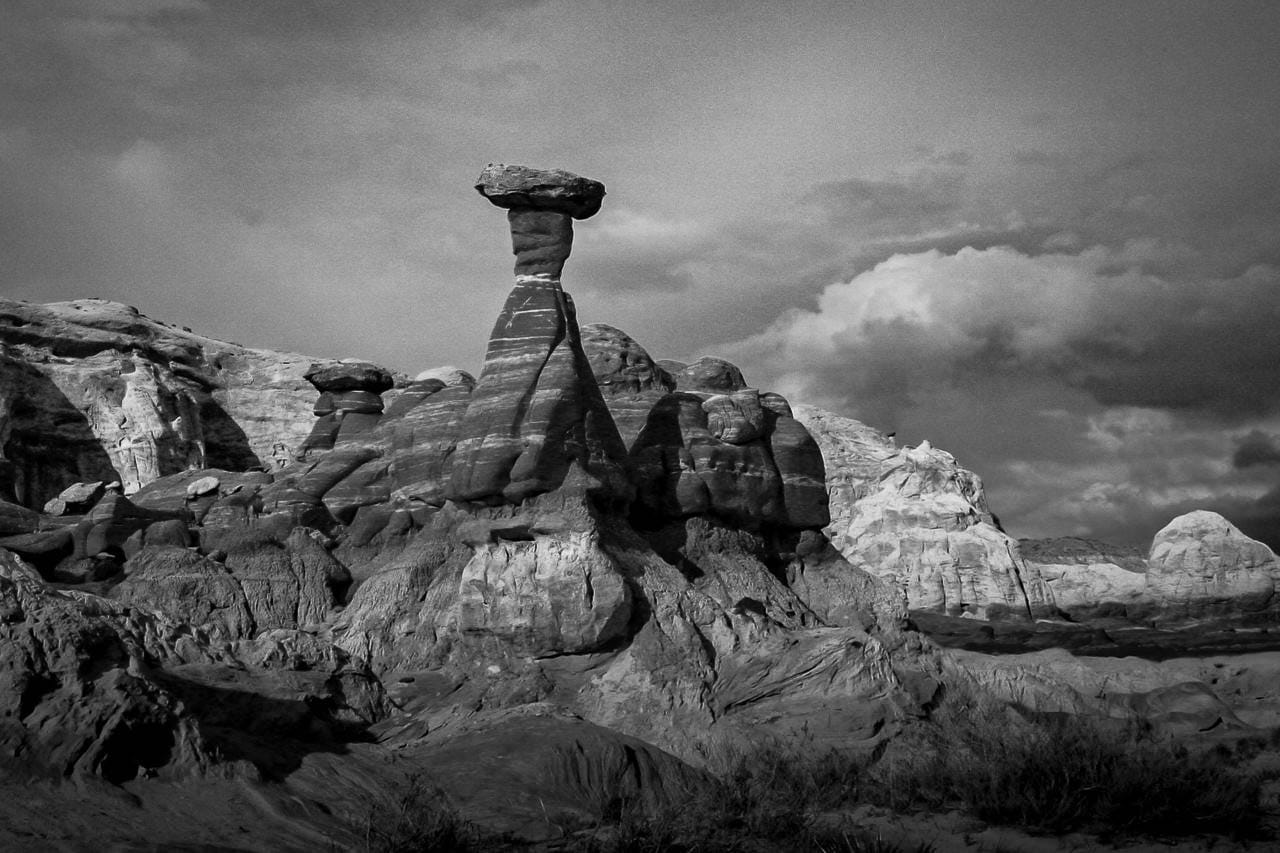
xmin=1144 ymin=511 xmax=1278 ymax=617
xmin=795 ymin=405 xmax=1055 ymax=620
xmin=1020 ymin=537 xmax=1148 ymax=619
xmin=1019 ymin=513 xmax=1280 ymax=622
xmin=446 ymin=165 xmax=628 ymax=505
xmin=0 ymin=299 xmax=319 ymax=507
xmin=0 ymin=548 xmax=207 ymax=782
xmin=297 ymin=360 xmax=396 ymax=459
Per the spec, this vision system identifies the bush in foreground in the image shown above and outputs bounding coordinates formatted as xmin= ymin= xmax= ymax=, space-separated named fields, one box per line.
xmin=360 ymin=691 xmax=1268 ymax=850
xmin=867 ymin=688 xmax=1266 ymax=839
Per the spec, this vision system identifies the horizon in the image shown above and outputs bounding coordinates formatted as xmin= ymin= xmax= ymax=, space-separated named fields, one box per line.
xmin=3 ymin=0 xmax=1279 ymax=549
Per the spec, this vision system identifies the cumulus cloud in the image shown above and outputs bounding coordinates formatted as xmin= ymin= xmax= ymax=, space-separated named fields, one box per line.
xmin=733 ymin=246 xmax=1280 ymax=424
xmin=723 ymin=244 xmax=1280 ymax=545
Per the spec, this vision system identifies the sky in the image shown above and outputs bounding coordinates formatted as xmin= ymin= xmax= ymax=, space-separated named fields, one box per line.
xmin=3 ymin=0 xmax=1280 ymax=549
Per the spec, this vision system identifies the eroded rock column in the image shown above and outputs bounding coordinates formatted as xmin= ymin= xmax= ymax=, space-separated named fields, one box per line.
xmin=446 ymin=165 xmax=629 ymax=505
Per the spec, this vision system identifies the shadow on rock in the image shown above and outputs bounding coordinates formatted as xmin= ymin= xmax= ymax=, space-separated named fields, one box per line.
xmin=153 ymin=668 xmax=376 ymax=782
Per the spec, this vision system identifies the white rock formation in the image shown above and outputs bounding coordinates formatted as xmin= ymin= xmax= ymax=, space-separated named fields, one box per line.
xmin=0 ymin=299 xmax=319 ymax=505
xmin=1144 ymin=510 xmax=1277 ymax=618
xmin=794 ymin=404 xmax=1054 ymax=619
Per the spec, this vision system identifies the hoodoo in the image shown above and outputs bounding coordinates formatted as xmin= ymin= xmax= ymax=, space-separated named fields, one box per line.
xmin=446 ymin=164 xmax=629 ymax=504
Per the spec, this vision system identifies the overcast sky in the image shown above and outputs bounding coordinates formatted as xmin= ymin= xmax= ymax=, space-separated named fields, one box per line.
xmin=4 ymin=0 xmax=1280 ymax=548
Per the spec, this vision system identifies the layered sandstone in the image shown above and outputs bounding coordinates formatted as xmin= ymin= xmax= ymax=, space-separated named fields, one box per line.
xmin=795 ymin=405 xmax=1055 ymax=619
xmin=0 ymin=298 xmax=318 ymax=507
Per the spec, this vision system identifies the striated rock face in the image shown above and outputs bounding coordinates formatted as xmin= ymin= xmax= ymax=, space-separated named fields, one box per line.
xmin=445 ymin=278 xmax=631 ymax=505
xmin=795 ymin=405 xmax=1054 ymax=619
xmin=580 ymin=324 xmax=674 ymax=448
xmin=298 ymin=360 xmax=397 ymax=460
xmin=447 ymin=165 xmax=629 ymax=505
xmin=1143 ymin=510 xmax=1277 ymax=618
xmin=581 ymin=338 xmax=828 ymax=531
xmin=0 ymin=298 xmax=318 ymax=507
xmin=476 ymin=163 xmax=605 ymax=278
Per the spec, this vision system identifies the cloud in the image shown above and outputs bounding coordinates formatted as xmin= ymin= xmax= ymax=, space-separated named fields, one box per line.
xmin=804 ymin=168 xmax=967 ymax=239
xmin=1234 ymin=431 xmax=1280 ymax=469
xmin=718 ymin=243 xmax=1280 ymax=545
xmin=731 ymin=246 xmax=1280 ymax=424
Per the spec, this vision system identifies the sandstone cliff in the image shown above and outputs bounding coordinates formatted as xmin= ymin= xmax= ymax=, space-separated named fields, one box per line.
xmin=0 ymin=298 xmax=321 ymax=507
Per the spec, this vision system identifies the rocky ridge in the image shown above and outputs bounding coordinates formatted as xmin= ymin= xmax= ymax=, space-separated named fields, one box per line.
xmin=0 ymin=298 xmax=344 ymax=508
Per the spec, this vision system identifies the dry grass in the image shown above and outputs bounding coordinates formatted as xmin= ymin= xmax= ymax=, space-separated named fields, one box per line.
xmin=866 ymin=687 xmax=1267 ymax=839
xmin=357 ymin=690 xmax=1270 ymax=851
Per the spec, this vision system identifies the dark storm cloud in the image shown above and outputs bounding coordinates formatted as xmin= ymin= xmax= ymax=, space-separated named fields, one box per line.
xmin=1234 ymin=431 xmax=1280 ymax=469
xmin=1206 ymin=486 xmax=1280 ymax=552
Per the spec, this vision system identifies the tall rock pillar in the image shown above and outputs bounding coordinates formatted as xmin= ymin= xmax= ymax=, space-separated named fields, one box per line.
xmin=446 ymin=165 xmax=630 ymax=505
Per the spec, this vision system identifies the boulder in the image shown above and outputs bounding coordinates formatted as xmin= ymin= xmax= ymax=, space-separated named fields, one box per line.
xmin=185 ymin=475 xmax=220 ymax=499
xmin=1142 ymin=510 xmax=1277 ymax=619
xmin=475 ymin=163 xmax=606 ymax=219
xmin=671 ymin=357 xmax=747 ymax=393
xmin=0 ymin=499 xmax=39 ymax=535
xmin=303 ymin=361 xmax=394 ymax=394
xmin=412 ymin=365 xmax=476 ymax=389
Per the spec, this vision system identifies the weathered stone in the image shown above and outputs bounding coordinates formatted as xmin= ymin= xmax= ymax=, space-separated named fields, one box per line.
xmin=0 ymin=298 xmax=319 ymax=505
xmin=133 ymin=468 xmax=272 ymax=515
xmin=476 ymin=164 xmax=605 ymax=278
xmin=1143 ymin=510 xmax=1277 ymax=618
xmin=475 ymin=163 xmax=605 ymax=219
xmin=0 ymin=499 xmax=39 ymax=535
xmin=457 ymin=530 xmax=632 ymax=656
xmin=671 ymin=357 xmax=748 ymax=393
xmin=58 ymin=480 xmax=106 ymax=507
xmin=581 ymin=323 xmax=674 ymax=449
xmin=507 ymin=208 xmax=575 ymax=277
xmin=385 ymin=382 xmax=472 ymax=505
xmin=0 ymin=549 xmax=207 ymax=782
xmin=114 ymin=528 xmax=349 ymax=640
xmin=446 ymin=277 xmax=630 ymax=505
xmin=795 ymin=405 xmax=1055 ymax=619
xmin=304 ymin=361 xmax=394 ymax=394
xmin=1021 ymin=537 xmax=1148 ymax=620
xmin=185 ymin=475 xmax=220 ymax=499
xmin=413 ymin=365 xmax=476 ymax=389
xmin=630 ymin=388 xmax=827 ymax=529
xmin=702 ymin=390 xmax=766 ymax=444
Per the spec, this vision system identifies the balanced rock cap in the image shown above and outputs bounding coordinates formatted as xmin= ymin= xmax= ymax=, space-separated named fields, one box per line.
xmin=475 ymin=164 xmax=605 ymax=219
xmin=304 ymin=361 xmax=395 ymax=394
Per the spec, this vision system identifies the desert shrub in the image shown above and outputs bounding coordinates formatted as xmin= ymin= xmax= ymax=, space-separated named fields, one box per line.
xmin=361 ymin=773 xmax=482 ymax=853
xmin=867 ymin=687 xmax=1265 ymax=838
xmin=566 ymin=741 xmax=929 ymax=853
